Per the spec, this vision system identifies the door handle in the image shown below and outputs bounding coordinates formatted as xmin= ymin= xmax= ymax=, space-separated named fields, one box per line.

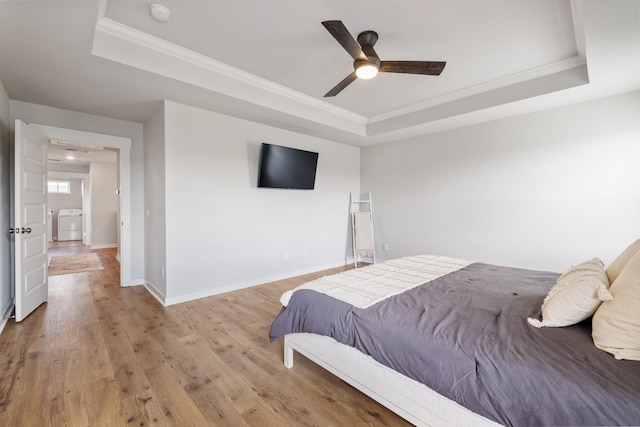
xmin=21 ymin=227 xmax=32 ymax=234
xmin=9 ymin=228 xmax=15 ymax=234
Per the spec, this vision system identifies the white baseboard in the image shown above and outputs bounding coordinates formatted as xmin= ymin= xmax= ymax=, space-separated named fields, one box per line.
xmin=143 ymin=281 xmax=166 ymax=305
xmin=163 ymin=260 xmax=349 ymax=306
xmin=122 ymin=278 xmax=144 ymax=287
xmin=90 ymin=243 xmax=118 ymax=250
xmin=0 ymin=302 xmax=15 ymax=336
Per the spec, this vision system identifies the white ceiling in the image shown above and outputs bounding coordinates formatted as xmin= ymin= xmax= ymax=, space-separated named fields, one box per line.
xmin=0 ymin=0 xmax=639 ymax=146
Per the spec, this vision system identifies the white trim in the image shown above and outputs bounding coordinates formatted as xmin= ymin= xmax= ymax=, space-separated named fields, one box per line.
xmin=570 ymin=0 xmax=586 ymax=58
xmin=89 ymin=243 xmax=117 ymax=250
xmin=368 ymin=55 xmax=587 ymax=124
xmin=33 ymin=125 xmax=131 ymax=149
xmin=122 ymin=278 xmax=144 ymax=287
xmin=163 ymin=261 xmax=348 ymax=306
xmin=143 ymin=281 xmax=166 ymax=306
xmin=0 ymin=303 xmax=14 ymax=336
xmin=47 ymin=171 xmax=90 ymax=179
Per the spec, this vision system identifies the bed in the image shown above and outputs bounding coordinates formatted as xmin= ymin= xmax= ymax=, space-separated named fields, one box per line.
xmin=269 ymin=254 xmax=640 ymax=426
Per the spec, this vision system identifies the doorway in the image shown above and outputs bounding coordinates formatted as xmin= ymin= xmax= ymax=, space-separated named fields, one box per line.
xmin=31 ymin=124 xmax=132 ymax=287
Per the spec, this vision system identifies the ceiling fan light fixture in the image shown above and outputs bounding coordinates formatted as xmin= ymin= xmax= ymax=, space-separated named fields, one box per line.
xmin=355 ymin=63 xmax=379 ymax=79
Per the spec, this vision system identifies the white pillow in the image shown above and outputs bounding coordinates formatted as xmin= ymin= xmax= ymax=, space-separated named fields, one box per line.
xmin=593 ymin=250 xmax=640 ymax=361
xmin=528 ymin=258 xmax=612 ymax=328
xmin=605 ymin=238 xmax=640 ymax=284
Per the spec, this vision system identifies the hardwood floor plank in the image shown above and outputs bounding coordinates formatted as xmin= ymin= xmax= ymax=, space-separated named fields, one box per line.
xmin=120 ymin=388 xmax=169 ymax=426
xmin=78 ymin=321 xmax=114 ymax=384
xmin=49 ymin=346 xmax=89 ymax=426
xmin=143 ymin=363 xmax=209 ymax=426
xmin=0 ymin=318 xmax=32 ymax=409
xmin=100 ymin=319 xmax=152 ymax=401
xmin=216 ymin=341 xmax=347 ymax=426
xmin=85 ymin=377 xmax=126 ymax=426
xmin=241 ymin=401 xmax=289 ymax=427
xmin=184 ymin=379 xmax=251 ymax=427
xmin=201 ymin=346 xmax=261 ymax=415
xmin=13 ymin=350 xmax=53 ymax=427
xmin=170 ymin=304 xmax=235 ymax=351
xmin=25 ymin=303 xmax=57 ymax=355
xmin=126 ymin=334 xmax=169 ymax=372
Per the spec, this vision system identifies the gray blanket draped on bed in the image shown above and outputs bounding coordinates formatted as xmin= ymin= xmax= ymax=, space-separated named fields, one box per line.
xmin=269 ymin=262 xmax=640 ymax=426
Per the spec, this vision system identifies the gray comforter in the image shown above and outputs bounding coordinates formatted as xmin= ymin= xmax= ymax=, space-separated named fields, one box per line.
xmin=269 ymin=262 xmax=640 ymax=426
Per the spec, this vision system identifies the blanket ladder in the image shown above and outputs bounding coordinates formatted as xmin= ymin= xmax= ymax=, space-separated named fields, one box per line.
xmin=350 ymin=192 xmax=376 ymax=267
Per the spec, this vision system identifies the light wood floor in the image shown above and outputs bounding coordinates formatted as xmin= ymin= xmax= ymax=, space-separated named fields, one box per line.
xmin=0 ymin=243 xmax=410 ymax=426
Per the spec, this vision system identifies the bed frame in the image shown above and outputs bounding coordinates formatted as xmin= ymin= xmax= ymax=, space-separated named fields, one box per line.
xmin=284 ymin=333 xmax=499 ymax=427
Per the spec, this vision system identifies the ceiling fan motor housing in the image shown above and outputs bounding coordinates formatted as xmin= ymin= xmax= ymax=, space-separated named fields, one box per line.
xmin=355 ymin=30 xmax=380 ymax=78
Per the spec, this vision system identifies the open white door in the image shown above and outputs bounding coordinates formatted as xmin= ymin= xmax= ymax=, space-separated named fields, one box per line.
xmin=13 ymin=120 xmax=48 ymax=322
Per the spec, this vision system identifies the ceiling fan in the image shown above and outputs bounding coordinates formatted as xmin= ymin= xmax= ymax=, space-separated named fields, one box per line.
xmin=321 ymin=20 xmax=446 ymax=97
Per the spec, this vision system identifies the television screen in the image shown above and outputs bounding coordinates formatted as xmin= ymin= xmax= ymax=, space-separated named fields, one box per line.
xmin=257 ymin=143 xmax=318 ymax=190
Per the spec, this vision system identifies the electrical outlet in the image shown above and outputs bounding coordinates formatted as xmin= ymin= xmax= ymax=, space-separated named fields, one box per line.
xmin=383 ymin=243 xmax=389 ymax=251
xmin=283 ymin=251 xmax=289 ymax=260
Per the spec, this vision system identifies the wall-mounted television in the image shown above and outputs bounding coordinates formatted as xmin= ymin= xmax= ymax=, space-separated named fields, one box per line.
xmin=257 ymin=143 xmax=319 ymax=190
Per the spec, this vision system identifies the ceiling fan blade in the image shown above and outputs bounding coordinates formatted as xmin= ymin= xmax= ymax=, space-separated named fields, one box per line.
xmin=324 ymin=71 xmax=358 ymax=97
xmin=322 ymin=20 xmax=367 ymax=61
xmin=379 ymin=61 xmax=446 ymax=75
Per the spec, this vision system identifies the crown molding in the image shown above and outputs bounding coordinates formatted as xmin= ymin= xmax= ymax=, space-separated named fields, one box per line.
xmin=369 ymin=55 xmax=586 ymax=124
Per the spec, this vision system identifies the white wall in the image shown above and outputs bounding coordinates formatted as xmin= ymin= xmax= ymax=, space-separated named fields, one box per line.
xmin=89 ymin=161 xmax=118 ymax=248
xmin=362 ymin=90 xmax=640 ymax=272
xmin=159 ymin=101 xmax=360 ymax=303
xmin=0 ymin=79 xmax=11 ymax=323
xmin=10 ymin=101 xmax=145 ymax=281
xmin=143 ymin=104 xmax=166 ymax=298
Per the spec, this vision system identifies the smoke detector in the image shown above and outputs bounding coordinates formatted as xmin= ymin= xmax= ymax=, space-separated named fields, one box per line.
xmin=149 ymin=4 xmax=170 ymax=22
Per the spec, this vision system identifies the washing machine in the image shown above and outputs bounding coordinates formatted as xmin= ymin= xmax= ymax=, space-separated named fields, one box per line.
xmin=58 ymin=209 xmax=83 ymax=241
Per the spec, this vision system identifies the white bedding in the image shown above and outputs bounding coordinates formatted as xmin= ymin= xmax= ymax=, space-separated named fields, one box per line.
xmin=280 ymin=254 xmax=473 ymax=309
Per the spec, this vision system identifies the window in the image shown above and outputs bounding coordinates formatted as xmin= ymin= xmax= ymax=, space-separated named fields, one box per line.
xmin=48 ymin=180 xmax=71 ymax=194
